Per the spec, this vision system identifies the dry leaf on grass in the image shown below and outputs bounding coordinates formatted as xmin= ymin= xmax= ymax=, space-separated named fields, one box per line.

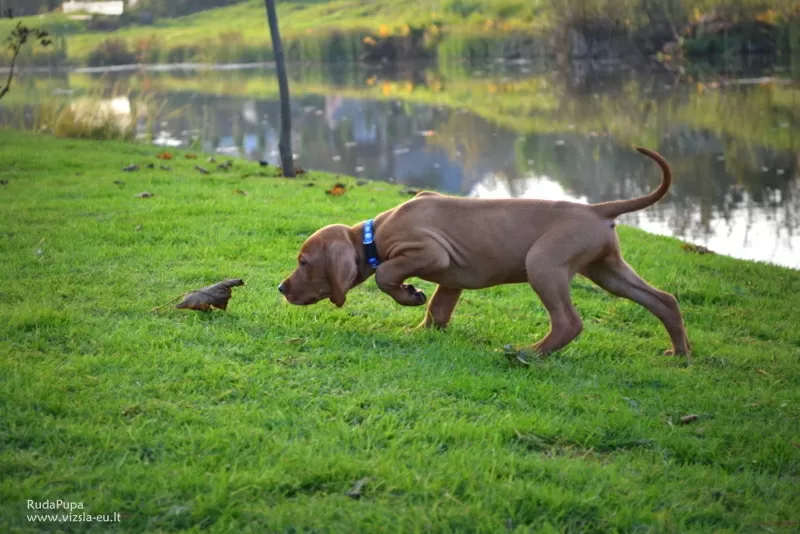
xmin=234 ymin=189 xmax=248 ymax=196
xmin=0 ymin=179 xmax=8 ymax=185
xmin=346 ymin=478 xmax=370 ymax=500
xmin=135 ymin=192 xmax=154 ymax=198
xmin=681 ymin=243 xmax=714 ymax=255
xmin=326 ymin=183 xmax=347 ymax=196
xmin=156 ymin=151 xmax=173 ymax=160
xmin=195 ymin=165 xmax=210 ymax=175
xmin=680 ymin=414 xmax=699 ymax=424
xmin=175 ymin=279 xmax=245 ymax=311
xmin=122 ymin=164 xmax=139 ymax=172
xmin=185 ymin=153 xmax=198 ymax=160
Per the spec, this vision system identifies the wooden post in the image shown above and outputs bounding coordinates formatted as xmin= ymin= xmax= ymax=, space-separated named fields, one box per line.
xmin=264 ymin=0 xmax=295 ymax=177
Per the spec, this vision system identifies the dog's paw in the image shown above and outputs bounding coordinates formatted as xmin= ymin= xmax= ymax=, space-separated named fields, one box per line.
xmin=402 ymin=284 xmax=426 ymax=305
xmin=663 ymin=348 xmax=691 ymax=357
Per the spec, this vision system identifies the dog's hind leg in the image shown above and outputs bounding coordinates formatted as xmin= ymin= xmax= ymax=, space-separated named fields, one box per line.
xmin=582 ymin=254 xmax=690 ymax=357
xmin=522 ymin=249 xmax=584 ymax=358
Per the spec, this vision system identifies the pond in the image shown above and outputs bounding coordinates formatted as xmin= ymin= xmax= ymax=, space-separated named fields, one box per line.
xmin=3 ymin=59 xmax=799 ymax=268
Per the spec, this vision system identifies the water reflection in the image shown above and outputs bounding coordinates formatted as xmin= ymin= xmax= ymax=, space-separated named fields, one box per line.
xmin=2 ymin=59 xmax=798 ymax=268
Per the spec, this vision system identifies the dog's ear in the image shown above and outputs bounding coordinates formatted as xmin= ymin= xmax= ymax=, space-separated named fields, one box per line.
xmin=326 ymin=241 xmax=357 ymax=308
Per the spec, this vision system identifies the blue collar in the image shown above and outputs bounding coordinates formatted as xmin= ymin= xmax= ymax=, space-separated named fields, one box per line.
xmin=362 ymin=219 xmax=380 ymax=269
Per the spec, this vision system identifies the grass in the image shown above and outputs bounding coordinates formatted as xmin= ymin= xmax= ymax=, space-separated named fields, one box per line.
xmin=1 ymin=129 xmax=799 ymax=532
xmin=2 ymin=0 xmax=799 ymax=66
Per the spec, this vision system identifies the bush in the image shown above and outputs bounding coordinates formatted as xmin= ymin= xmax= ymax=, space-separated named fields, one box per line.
xmin=87 ymin=38 xmax=137 ymax=67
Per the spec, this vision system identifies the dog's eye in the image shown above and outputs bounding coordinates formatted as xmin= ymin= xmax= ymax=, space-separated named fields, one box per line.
xmin=299 ymin=259 xmax=308 ymax=267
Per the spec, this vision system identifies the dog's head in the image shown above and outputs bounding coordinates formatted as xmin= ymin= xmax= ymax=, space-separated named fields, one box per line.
xmin=278 ymin=224 xmax=358 ymax=307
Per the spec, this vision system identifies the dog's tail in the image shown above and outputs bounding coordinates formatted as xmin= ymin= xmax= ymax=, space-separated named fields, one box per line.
xmin=590 ymin=147 xmax=672 ymax=219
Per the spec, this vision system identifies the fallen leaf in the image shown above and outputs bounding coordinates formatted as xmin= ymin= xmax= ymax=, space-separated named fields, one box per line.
xmin=346 ymin=478 xmax=370 ymax=500
xmin=135 ymin=192 xmax=154 ymax=198
xmin=195 ymin=166 xmax=210 ymax=175
xmin=207 ymin=157 xmax=217 ymax=163
xmin=174 ymin=279 xmax=245 ymax=312
xmin=681 ymin=243 xmax=715 ymax=255
xmin=326 ymin=183 xmax=347 ymax=196
xmin=305 ymin=183 xmax=315 ymax=187
xmin=295 ymin=167 xmax=307 ymax=175
xmin=113 ymin=180 xmax=125 ymax=186
xmin=233 ymin=189 xmax=248 ymax=196
xmin=122 ymin=164 xmax=139 ymax=172
xmin=145 ymin=163 xmax=154 ymax=169
xmin=0 ymin=179 xmax=8 ymax=185
xmin=755 ymin=368 xmax=769 ymax=376
xmin=156 ymin=151 xmax=173 ymax=160
xmin=356 ymin=180 xmax=368 ymax=186
xmin=185 ymin=153 xmax=198 ymax=160
xmin=503 ymin=344 xmax=531 ymax=366
xmin=217 ymin=162 xmax=232 ymax=171
xmin=680 ymin=414 xmax=699 ymax=424
xmin=134 ymin=225 xmax=142 ymax=231
xmin=160 ymin=165 xmax=171 ymax=171
xmin=122 ymin=405 xmax=141 ymax=417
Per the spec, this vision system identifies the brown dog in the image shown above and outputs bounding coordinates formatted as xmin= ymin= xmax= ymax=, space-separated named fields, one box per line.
xmin=279 ymin=147 xmax=690 ymax=360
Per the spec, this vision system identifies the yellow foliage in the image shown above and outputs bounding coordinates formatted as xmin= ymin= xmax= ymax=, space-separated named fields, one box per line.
xmin=366 ymin=76 xmax=376 ymax=86
xmin=381 ymin=82 xmax=393 ymax=95
xmin=755 ymin=9 xmax=776 ymax=25
xmin=362 ymin=36 xmax=376 ymax=46
xmin=400 ymin=24 xmax=411 ymax=36
xmin=378 ymin=24 xmax=390 ymax=37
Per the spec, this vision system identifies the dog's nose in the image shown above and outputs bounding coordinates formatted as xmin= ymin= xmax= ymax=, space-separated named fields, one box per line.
xmin=278 ymin=282 xmax=286 ymax=294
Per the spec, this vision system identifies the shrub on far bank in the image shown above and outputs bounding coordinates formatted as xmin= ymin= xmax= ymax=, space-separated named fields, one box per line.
xmin=87 ymin=39 xmax=137 ymax=67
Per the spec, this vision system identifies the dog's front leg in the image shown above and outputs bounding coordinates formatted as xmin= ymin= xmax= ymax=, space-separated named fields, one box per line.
xmin=419 ymin=286 xmax=463 ymax=329
xmin=375 ymin=253 xmax=442 ymax=306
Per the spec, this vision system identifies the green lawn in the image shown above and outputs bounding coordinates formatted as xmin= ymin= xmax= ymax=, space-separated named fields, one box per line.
xmin=2 ymin=0 xmax=798 ymax=66
xmin=1 ymin=130 xmax=799 ymax=532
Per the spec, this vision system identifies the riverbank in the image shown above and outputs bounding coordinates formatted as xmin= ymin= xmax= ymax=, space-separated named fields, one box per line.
xmin=1 ymin=129 xmax=799 ymax=531
xmin=1 ymin=0 xmax=799 ymax=68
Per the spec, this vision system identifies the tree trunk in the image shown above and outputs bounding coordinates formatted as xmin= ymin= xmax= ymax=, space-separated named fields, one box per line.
xmin=264 ymin=0 xmax=294 ymax=177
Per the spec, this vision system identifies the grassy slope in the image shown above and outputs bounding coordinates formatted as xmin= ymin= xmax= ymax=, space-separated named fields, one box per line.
xmin=1 ymin=0 xmax=551 ymax=63
xmin=1 ymin=130 xmax=799 ymax=533
xmin=3 ymin=0 xmax=798 ymax=65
